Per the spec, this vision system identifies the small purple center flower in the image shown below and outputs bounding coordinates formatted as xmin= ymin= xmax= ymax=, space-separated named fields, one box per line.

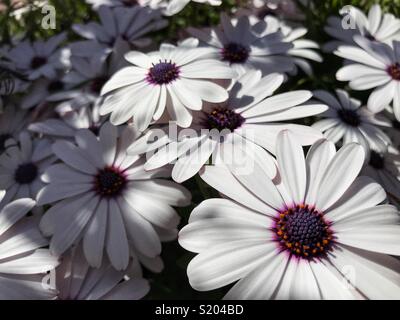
xmin=31 ymin=56 xmax=47 ymax=69
xmin=15 ymin=162 xmax=38 ymax=184
xmin=388 ymin=63 xmax=400 ymax=81
xmin=369 ymin=150 xmax=385 ymax=170
xmin=94 ymin=166 xmax=127 ymax=198
xmin=221 ymin=42 xmax=250 ymax=64
xmin=275 ymin=204 xmax=333 ymax=259
xmin=147 ymin=60 xmax=180 ymax=85
xmin=205 ymin=107 xmax=245 ymax=131
xmin=338 ymin=108 xmax=361 ymax=127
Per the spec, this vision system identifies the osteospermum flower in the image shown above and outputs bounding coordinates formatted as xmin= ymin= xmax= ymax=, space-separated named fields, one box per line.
xmin=0 ymin=132 xmax=55 ymax=207
xmin=37 ymin=123 xmax=191 ymax=270
xmin=71 ymin=6 xmax=167 ymax=58
xmin=55 ymin=246 xmax=150 ymax=300
xmin=324 ymin=4 xmax=400 ymax=51
xmin=0 ymin=105 xmax=29 ymax=155
xmin=179 ymin=130 xmax=400 ymax=299
xmin=0 ymin=192 xmax=58 ymax=299
xmin=363 ymin=146 xmax=400 ymax=205
xmin=6 ymin=33 xmax=69 ymax=80
xmin=312 ymin=89 xmax=391 ymax=152
xmin=130 ymin=70 xmax=326 ymax=182
xmin=100 ymin=44 xmax=237 ymax=130
xmin=188 ymin=14 xmax=294 ymax=75
xmin=251 ymin=15 xmax=322 ymax=75
xmin=336 ymin=37 xmax=400 ymax=120
xmin=29 ymin=105 xmax=105 ymax=140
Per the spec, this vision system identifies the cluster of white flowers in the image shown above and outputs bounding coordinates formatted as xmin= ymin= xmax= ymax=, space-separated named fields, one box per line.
xmin=0 ymin=0 xmax=399 ymax=300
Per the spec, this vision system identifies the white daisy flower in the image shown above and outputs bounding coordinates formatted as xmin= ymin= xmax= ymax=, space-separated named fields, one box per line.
xmin=131 ymin=70 xmax=327 ymax=182
xmin=179 ymin=130 xmax=400 ymax=299
xmin=86 ymin=0 xmax=163 ymax=10
xmin=55 ymin=245 xmax=150 ymax=300
xmin=0 ymin=132 xmax=56 ymax=207
xmin=70 ymin=6 xmax=167 ymax=58
xmin=0 ymin=192 xmax=58 ymax=299
xmin=335 ymin=37 xmax=400 ymax=121
xmin=37 ymin=123 xmax=191 ymax=271
xmin=6 ymin=33 xmax=70 ymax=80
xmin=20 ymin=73 xmax=68 ymax=110
xmin=324 ymin=4 xmax=400 ymax=51
xmin=0 ymin=105 xmax=30 ymax=155
xmin=363 ymin=146 xmax=400 ymax=205
xmin=100 ymin=44 xmax=237 ymax=130
xmin=188 ymin=14 xmax=295 ymax=76
xmin=29 ymin=104 xmax=105 ymax=140
xmin=250 ymin=15 xmax=322 ymax=75
xmin=312 ymin=89 xmax=391 ymax=152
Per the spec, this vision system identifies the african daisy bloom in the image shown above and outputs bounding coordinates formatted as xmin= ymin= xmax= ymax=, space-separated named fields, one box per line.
xmin=55 ymin=246 xmax=150 ymax=300
xmin=187 ymin=14 xmax=295 ymax=76
xmin=6 ymin=33 xmax=70 ymax=80
xmin=130 ymin=70 xmax=326 ymax=183
xmin=324 ymin=4 xmax=400 ymax=51
xmin=179 ymin=130 xmax=400 ymax=299
xmin=0 ymin=192 xmax=58 ymax=299
xmin=0 ymin=132 xmax=55 ymax=208
xmin=100 ymin=44 xmax=237 ymax=130
xmin=335 ymin=37 xmax=400 ymax=120
xmin=312 ymin=89 xmax=391 ymax=152
xmin=37 ymin=122 xmax=191 ymax=271
xmin=251 ymin=15 xmax=322 ymax=76
xmin=29 ymin=104 xmax=105 ymax=140
xmin=363 ymin=146 xmax=400 ymax=205
xmin=70 ymin=6 xmax=167 ymax=58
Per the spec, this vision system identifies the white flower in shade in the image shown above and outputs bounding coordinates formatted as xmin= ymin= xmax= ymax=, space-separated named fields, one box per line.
xmin=363 ymin=146 xmax=400 ymax=205
xmin=0 ymin=192 xmax=58 ymax=299
xmin=29 ymin=105 xmax=105 ymax=140
xmin=179 ymin=130 xmax=400 ymax=299
xmin=0 ymin=105 xmax=29 ymax=155
xmin=6 ymin=33 xmax=69 ymax=80
xmin=55 ymin=246 xmax=150 ymax=300
xmin=0 ymin=132 xmax=55 ymax=207
xmin=70 ymin=6 xmax=167 ymax=58
xmin=100 ymin=44 xmax=237 ymax=130
xmin=312 ymin=89 xmax=391 ymax=152
xmin=86 ymin=0 xmax=163 ymax=10
xmin=20 ymin=73 xmax=68 ymax=110
xmin=251 ymin=15 xmax=322 ymax=75
xmin=188 ymin=14 xmax=295 ymax=75
xmin=335 ymin=37 xmax=400 ymax=121
xmin=37 ymin=123 xmax=191 ymax=271
xmin=163 ymin=0 xmax=221 ymax=16
xmin=324 ymin=4 xmax=400 ymax=51
xmin=131 ymin=70 xmax=327 ymax=182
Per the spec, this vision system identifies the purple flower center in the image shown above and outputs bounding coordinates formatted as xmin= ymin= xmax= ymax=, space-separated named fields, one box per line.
xmin=94 ymin=167 xmax=127 ymax=197
xmin=47 ymin=80 xmax=64 ymax=92
xmin=275 ymin=204 xmax=333 ymax=259
xmin=147 ymin=60 xmax=180 ymax=85
xmin=221 ymin=42 xmax=250 ymax=64
xmin=15 ymin=162 xmax=38 ymax=184
xmin=388 ymin=63 xmax=400 ymax=81
xmin=369 ymin=150 xmax=385 ymax=170
xmin=30 ymin=56 xmax=47 ymax=69
xmin=205 ymin=107 xmax=245 ymax=131
xmin=90 ymin=77 xmax=108 ymax=93
xmin=337 ymin=108 xmax=361 ymax=127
